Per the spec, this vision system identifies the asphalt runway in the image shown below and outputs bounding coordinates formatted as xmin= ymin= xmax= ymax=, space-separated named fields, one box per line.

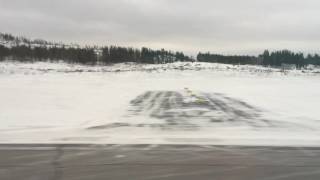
xmin=1 ymin=144 xmax=320 ymax=180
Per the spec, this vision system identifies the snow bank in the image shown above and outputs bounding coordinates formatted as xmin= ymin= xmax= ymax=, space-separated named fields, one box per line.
xmin=1 ymin=60 xmax=320 ymax=75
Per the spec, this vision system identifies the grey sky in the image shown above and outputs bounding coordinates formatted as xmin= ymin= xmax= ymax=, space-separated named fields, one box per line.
xmin=1 ymin=0 xmax=320 ymax=55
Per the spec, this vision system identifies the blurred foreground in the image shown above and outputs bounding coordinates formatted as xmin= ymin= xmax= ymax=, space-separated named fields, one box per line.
xmin=1 ymin=144 xmax=320 ymax=180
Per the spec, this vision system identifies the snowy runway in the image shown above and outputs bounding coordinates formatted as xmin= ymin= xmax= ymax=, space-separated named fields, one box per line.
xmin=1 ymin=61 xmax=320 ymax=146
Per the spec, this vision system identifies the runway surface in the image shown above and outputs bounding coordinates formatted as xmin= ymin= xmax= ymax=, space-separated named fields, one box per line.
xmin=1 ymin=144 xmax=320 ymax=180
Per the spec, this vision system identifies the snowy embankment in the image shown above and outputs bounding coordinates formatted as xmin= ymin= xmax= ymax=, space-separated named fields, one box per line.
xmin=1 ymin=61 xmax=320 ymax=146
xmin=1 ymin=60 xmax=320 ymax=75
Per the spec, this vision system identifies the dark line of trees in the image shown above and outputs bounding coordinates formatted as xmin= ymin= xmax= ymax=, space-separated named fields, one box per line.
xmin=0 ymin=33 xmax=192 ymax=64
xmin=197 ymin=52 xmax=257 ymax=65
xmin=101 ymin=46 xmax=192 ymax=64
xmin=2 ymin=33 xmax=320 ymax=67
xmin=0 ymin=45 xmax=97 ymax=64
xmin=197 ymin=50 xmax=320 ymax=67
xmin=260 ymin=50 xmax=320 ymax=67
xmin=0 ymin=44 xmax=192 ymax=64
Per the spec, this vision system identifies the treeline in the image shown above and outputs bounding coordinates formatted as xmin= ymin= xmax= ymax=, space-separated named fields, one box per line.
xmin=101 ymin=46 xmax=191 ymax=64
xmin=197 ymin=53 xmax=257 ymax=65
xmin=197 ymin=50 xmax=320 ymax=67
xmin=0 ymin=44 xmax=192 ymax=64
xmin=0 ymin=45 xmax=97 ymax=64
xmin=260 ymin=50 xmax=320 ymax=67
xmin=2 ymin=33 xmax=320 ymax=67
xmin=0 ymin=33 xmax=192 ymax=64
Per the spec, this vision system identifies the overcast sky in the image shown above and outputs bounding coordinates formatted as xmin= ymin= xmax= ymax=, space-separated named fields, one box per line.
xmin=1 ymin=0 xmax=320 ymax=55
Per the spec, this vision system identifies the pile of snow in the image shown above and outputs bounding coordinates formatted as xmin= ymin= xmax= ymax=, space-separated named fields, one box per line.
xmin=1 ymin=61 xmax=320 ymax=146
xmin=1 ymin=61 xmax=320 ymax=75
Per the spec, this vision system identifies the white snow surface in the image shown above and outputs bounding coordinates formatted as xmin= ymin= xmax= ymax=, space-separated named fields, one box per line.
xmin=1 ymin=61 xmax=320 ymax=146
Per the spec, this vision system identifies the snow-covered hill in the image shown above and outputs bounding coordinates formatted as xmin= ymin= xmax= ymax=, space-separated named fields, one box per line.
xmin=0 ymin=33 xmax=80 ymax=49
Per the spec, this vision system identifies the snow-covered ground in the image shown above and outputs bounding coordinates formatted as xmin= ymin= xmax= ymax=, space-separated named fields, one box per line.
xmin=1 ymin=61 xmax=320 ymax=146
